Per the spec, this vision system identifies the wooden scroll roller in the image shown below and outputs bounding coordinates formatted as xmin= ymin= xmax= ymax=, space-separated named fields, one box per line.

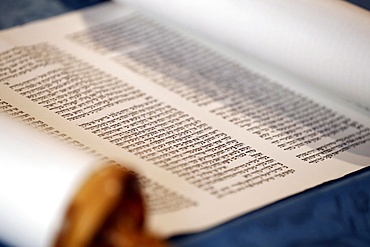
xmin=54 ymin=164 xmax=168 ymax=247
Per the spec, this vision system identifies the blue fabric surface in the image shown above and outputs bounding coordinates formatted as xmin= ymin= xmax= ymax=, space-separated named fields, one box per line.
xmin=0 ymin=0 xmax=67 ymax=30
xmin=0 ymin=1 xmax=369 ymax=246
xmin=348 ymin=0 xmax=370 ymax=9
xmin=0 ymin=0 xmax=107 ymax=30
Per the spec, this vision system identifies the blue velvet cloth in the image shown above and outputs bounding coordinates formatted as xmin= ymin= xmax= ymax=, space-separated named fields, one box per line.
xmin=0 ymin=1 xmax=369 ymax=246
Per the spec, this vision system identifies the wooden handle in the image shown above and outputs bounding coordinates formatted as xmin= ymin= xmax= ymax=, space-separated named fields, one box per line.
xmin=54 ymin=163 xmax=167 ymax=247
